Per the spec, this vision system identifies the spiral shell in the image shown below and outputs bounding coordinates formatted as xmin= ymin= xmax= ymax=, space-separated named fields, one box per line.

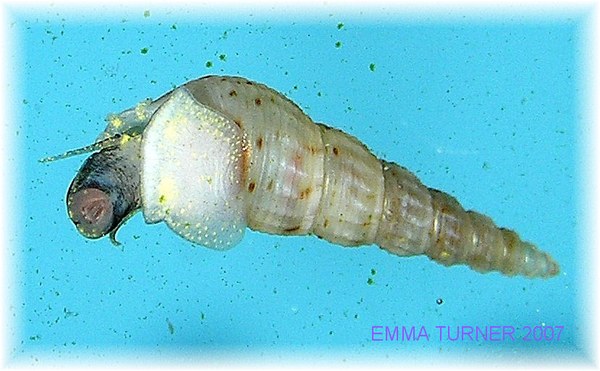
xmin=63 ymin=75 xmax=559 ymax=278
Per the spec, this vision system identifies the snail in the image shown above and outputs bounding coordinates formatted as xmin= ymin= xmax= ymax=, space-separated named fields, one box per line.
xmin=42 ymin=75 xmax=560 ymax=278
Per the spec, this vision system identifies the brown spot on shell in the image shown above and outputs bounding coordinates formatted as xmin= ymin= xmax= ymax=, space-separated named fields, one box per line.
xmin=323 ymin=219 xmax=329 ymax=228
xmin=293 ymin=153 xmax=303 ymax=167
xmin=332 ymin=147 xmax=339 ymax=156
xmin=254 ymin=98 xmax=262 ymax=106
xmin=284 ymin=226 xmax=300 ymax=233
xmin=246 ymin=81 xmax=254 ymax=85
xmin=256 ymin=137 xmax=263 ymax=150
xmin=299 ymin=187 xmax=312 ymax=200
xmin=267 ymin=180 xmax=274 ymax=191
xmin=229 ymin=90 xmax=238 ymax=97
xmin=248 ymin=182 xmax=256 ymax=193
xmin=234 ymin=119 xmax=243 ymax=128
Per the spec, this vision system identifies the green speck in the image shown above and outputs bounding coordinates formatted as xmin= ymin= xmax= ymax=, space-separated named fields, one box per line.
xmin=200 ymin=312 xmax=205 ymax=320
xmin=140 ymin=47 xmax=149 ymax=54
xmin=166 ymin=319 xmax=175 ymax=334
xmin=370 ymin=268 xmax=377 ymax=276
xmin=219 ymin=54 xmax=227 ymax=61
xmin=205 ymin=60 xmax=213 ymax=68
xmin=171 ymin=24 xmax=177 ymax=30
xmin=482 ymin=162 xmax=490 ymax=170
xmin=143 ymin=10 xmax=150 ymax=18
xmin=369 ymin=63 xmax=376 ymax=72
xmin=63 ymin=307 xmax=78 ymax=319
xmin=335 ymin=41 xmax=342 ymax=48
xmin=367 ymin=277 xmax=375 ymax=285
xmin=337 ymin=22 xmax=344 ymax=30
xmin=159 ymin=194 xmax=166 ymax=204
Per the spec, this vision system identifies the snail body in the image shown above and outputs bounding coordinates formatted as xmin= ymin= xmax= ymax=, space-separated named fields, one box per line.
xmin=49 ymin=75 xmax=559 ymax=278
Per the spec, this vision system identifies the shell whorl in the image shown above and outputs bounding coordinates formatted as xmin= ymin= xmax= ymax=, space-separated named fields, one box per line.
xmin=375 ymin=161 xmax=559 ymax=278
xmin=179 ymin=76 xmax=559 ymax=278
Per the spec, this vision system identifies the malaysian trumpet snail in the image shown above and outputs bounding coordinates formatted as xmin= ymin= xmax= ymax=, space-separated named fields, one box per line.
xmin=42 ymin=75 xmax=560 ymax=278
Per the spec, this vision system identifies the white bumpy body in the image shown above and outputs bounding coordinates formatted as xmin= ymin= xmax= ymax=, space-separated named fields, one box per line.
xmin=104 ymin=75 xmax=559 ymax=278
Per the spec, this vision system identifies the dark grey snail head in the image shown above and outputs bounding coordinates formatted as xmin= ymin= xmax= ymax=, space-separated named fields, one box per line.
xmin=38 ymin=117 xmax=149 ymax=244
xmin=66 ymin=144 xmax=143 ymax=243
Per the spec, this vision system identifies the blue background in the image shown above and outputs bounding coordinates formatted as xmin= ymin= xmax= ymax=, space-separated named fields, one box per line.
xmin=6 ymin=5 xmax=588 ymax=365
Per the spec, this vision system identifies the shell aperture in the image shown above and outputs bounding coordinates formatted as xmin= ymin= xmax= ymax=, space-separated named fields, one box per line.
xmin=140 ymin=87 xmax=247 ymax=250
